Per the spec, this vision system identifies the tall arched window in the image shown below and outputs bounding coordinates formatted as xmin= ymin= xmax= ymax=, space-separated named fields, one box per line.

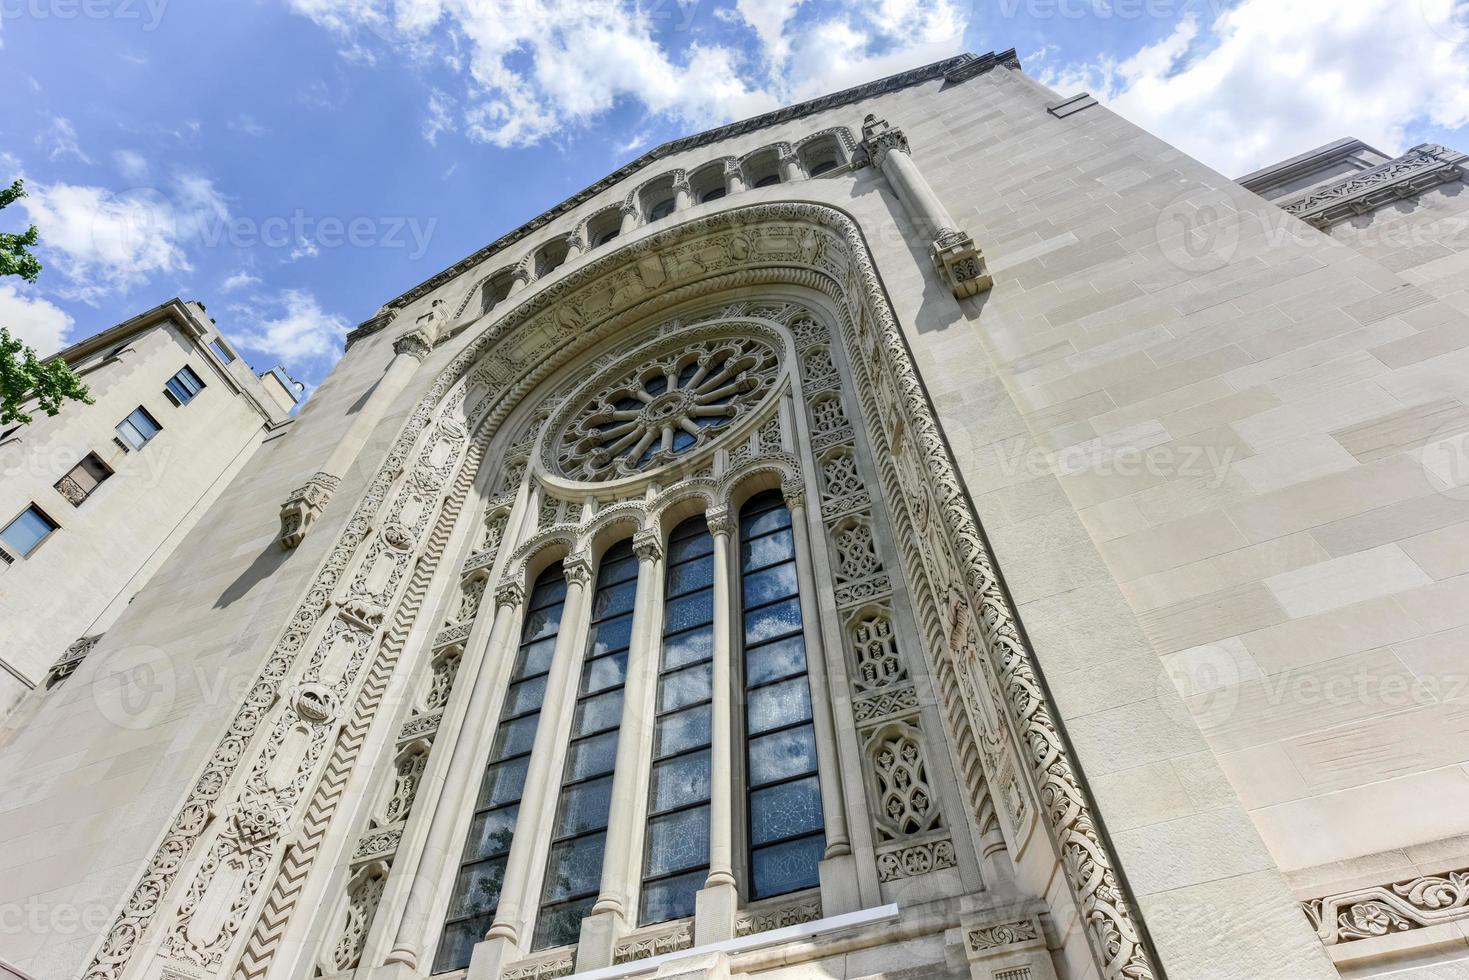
xmin=739 ymin=491 xmax=823 ymax=899
xmin=639 ymin=516 xmax=715 ymax=924
xmin=534 ymin=540 xmax=639 ymax=948
xmin=435 ymin=562 xmax=567 ymax=973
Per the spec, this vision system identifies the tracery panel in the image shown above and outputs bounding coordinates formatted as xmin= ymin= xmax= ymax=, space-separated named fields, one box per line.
xmin=435 ymin=563 xmax=567 ymax=973
xmin=533 ymin=540 xmax=639 ymax=948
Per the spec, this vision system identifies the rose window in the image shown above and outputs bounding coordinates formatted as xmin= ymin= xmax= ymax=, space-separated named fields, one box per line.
xmin=554 ymin=333 xmax=780 ymax=482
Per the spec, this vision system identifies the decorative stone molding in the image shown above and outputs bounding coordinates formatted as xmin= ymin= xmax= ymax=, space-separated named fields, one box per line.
xmin=278 ymin=471 xmax=341 ymax=549
xmin=46 ymin=634 xmax=101 ymax=688
xmin=398 ymin=708 xmax=442 ymax=741
xmin=502 ymin=952 xmax=576 ymax=980
xmin=85 ymin=203 xmax=1152 ymax=980
xmin=931 ymin=228 xmax=993 ymax=299
xmin=614 ymin=921 xmax=694 ymax=963
xmin=734 ymin=893 xmax=822 ymax=936
xmin=876 ymin=837 xmax=956 ymax=881
xmin=351 ymin=824 xmax=404 ymax=863
xmin=969 ymin=920 xmax=1039 ymax=952
xmin=1277 ymin=143 xmax=1468 ymax=229
xmin=963 ymin=913 xmax=1057 ymax=980
xmin=1305 ymin=865 xmax=1469 ymax=945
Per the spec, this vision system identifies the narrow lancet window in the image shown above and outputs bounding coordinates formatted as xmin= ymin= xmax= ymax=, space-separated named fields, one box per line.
xmin=739 ymin=491 xmax=824 ymax=898
xmin=639 ymin=516 xmax=715 ymax=924
xmin=534 ymin=540 xmax=639 ymax=947
xmin=435 ymin=562 xmax=567 ymax=973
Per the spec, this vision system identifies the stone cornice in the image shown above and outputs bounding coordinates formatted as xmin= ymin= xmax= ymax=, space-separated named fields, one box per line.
xmin=1277 ymin=143 xmax=1468 ymax=229
xmin=362 ymin=49 xmax=1018 ymax=322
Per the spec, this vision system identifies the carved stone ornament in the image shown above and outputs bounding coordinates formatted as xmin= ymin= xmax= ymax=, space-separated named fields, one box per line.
xmin=46 ymin=633 xmax=101 ymax=688
xmin=83 ymin=203 xmax=1156 ymax=980
xmin=392 ymin=329 xmax=434 ymax=362
xmin=289 ymin=683 xmax=339 ymax=724
xmin=227 ymin=796 xmax=292 ymax=853
xmin=278 ymin=471 xmax=341 ymax=549
xmin=1305 ymin=865 xmax=1469 ymax=945
xmin=969 ymin=919 xmax=1040 ymax=952
xmin=859 ymin=113 xmax=910 ymax=168
xmin=931 ymin=227 xmax=993 ymax=299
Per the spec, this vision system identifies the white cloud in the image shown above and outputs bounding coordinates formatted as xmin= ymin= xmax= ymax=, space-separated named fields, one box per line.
xmin=423 ymin=88 xmax=454 ymax=145
xmin=1041 ymin=0 xmax=1469 ymax=178
xmin=221 ymin=270 xmax=262 ymax=292
xmin=37 ymin=117 xmax=91 ymax=163
xmin=114 ymin=149 xmax=150 ymax=181
xmin=228 ymin=114 xmax=270 ymax=138
xmin=286 ymin=0 xmax=968 ymax=148
xmin=231 ymin=289 xmax=349 ymax=364
xmin=289 ymin=237 xmax=320 ymax=262
xmin=0 ymin=284 xmax=74 ymax=356
xmin=17 ymin=172 xmax=230 ymax=303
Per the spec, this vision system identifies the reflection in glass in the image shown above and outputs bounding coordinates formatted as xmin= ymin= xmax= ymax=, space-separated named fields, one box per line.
xmin=640 ymin=516 xmax=716 ymax=924
xmin=739 ymin=491 xmax=825 ymax=899
xmin=436 ymin=562 xmax=567 ymax=974
xmin=534 ymin=540 xmax=638 ymax=949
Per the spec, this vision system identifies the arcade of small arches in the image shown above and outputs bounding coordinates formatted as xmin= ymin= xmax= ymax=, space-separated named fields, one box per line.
xmin=464 ymin=128 xmax=859 ymax=320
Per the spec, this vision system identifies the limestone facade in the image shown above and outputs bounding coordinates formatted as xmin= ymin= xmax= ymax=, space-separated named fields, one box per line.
xmin=0 ymin=299 xmax=298 ymax=717
xmin=3 ymin=52 xmax=1469 ymax=980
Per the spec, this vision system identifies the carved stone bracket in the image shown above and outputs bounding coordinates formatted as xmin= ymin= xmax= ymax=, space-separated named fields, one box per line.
xmin=46 ymin=634 xmax=102 ymax=689
xmin=279 ymin=472 xmax=341 ymax=549
xmin=931 ymin=228 xmax=993 ymax=299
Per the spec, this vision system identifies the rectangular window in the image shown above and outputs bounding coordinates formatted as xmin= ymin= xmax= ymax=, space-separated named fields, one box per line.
xmin=55 ymin=453 xmax=113 ymax=506
xmin=209 ymin=339 xmax=235 ymax=364
xmin=115 ymin=406 xmax=161 ymax=450
xmin=1 ymin=504 xmax=59 ymax=557
xmin=164 ymin=365 xmax=206 ymax=405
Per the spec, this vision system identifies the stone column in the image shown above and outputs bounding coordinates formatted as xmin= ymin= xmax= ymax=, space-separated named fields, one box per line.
xmin=859 ymin=114 xmax=993 ymax=299
xmin=579 ymin=530 xmax=665 ymax=969
xmin=483 ymin=555 xmax=597 ymax=948
xmin=564 ymin=231 xmax=585 ymax=262
xmin=383 ymin=583 xmax=524 ymax=971
xmin=619 ymin=201 xmax=640 ymax=236
xmin=507 ymin=264 xmax=531 ymax=296
xmin=779 ymin=145 xmax=802 ymax=183
xmin=695 ymin=507 xmax=738 ymax=945
xmin=673 ymin=171 xmax=692 ymax=212
xmin=723 ymin=162 xmax=745 ymax=197
xmin=781 ymin=480 xmax=861 ymax=914
xmin=278 ymin=322 xmax=434 ymax=549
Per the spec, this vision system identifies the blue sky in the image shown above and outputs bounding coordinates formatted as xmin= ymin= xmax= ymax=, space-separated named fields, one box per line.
xmin=2 ymin=0 xmax=1467 ymax=390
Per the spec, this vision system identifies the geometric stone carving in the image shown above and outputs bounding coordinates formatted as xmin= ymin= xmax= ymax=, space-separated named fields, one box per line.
xmin=46 ymin=633 xmax=101 ymax=688
xmin=931 ymin=228 xmax=993 ymax=299
xmin=734 ymin=893 xmax=822 ymax=936
xmin=278 ymin=471 xmax=341 ymax=550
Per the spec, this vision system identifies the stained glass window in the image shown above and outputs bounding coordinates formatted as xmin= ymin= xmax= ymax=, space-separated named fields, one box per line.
xmin=739 ymin=491 xmax=824 ymax=899
xmin=533 ymin=540 xmax=639 ymax=949
xmin=435 ymin=562 xmax=566 ymax=973
xmin=639 ymin=516 xmax=715 ymax=924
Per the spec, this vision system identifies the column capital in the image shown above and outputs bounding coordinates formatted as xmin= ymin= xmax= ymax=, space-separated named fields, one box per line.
xmin=494 ymin=581 xmax=526 ymax=609
xmin=706 ymin=507 xmax=734 ymax=537
xmin=860 ymin=113 xmax=910 ymax=168
xmin=633 ymin=528 xmax=664 ymax=563
xmin=564 ymin=552 xmax=596 ymax=587
xmin=392 ymin=329 xmax=434 ymax=361
xmin=619 ymin=197 xmax=641 ymax=217
xmin=671 ymin=169 xmax=691 ymax=193
xmin=781 ymin=477 xmax=807 ymax=512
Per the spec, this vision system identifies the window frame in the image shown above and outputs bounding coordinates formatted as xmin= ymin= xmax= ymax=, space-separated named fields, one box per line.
xmin=55 ymin=452 xmax=113 ymax=506
xmin=164 ymin=364 xmax=206 ymax=406
xmin=0 ymin=503 xmax=60 ymax=558
xmin=115 ymin=405 xmax=162 ymax=451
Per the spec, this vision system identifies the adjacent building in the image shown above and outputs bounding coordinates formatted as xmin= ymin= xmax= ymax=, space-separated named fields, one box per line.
xmin=3 ymin=52 xmax=1469 ymax=980
xmin=0 ymin=299 xmax=298 ymax=715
